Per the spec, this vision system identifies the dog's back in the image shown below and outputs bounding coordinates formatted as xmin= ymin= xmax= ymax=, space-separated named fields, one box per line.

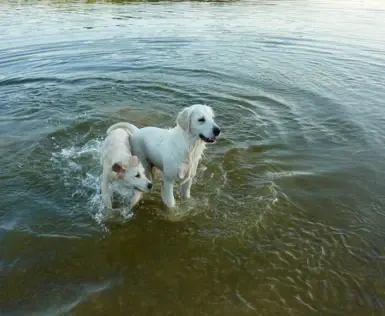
xmin=100 ymin=125 xmax=152 ymax=209
xmin=101 ymin=127 xmax=132 ymax=167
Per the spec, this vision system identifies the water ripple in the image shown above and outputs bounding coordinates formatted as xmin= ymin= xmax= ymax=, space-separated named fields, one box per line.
xmin=1 ymin=0 xmax=385 ymax=314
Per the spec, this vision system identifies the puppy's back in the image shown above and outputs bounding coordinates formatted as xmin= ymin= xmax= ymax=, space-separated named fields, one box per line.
xmin=102 ymin=128 xmax=132 ymax=167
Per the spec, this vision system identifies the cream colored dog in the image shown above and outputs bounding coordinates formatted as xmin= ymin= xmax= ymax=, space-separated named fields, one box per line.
xmin=109 ymin=104 xmax=221 ymax=209
xmin=100 ymin=123 xmax=152 ymax=209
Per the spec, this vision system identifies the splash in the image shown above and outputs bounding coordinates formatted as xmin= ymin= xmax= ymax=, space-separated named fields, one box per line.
xmin=51 ymin=138 xmax=135 ymax=226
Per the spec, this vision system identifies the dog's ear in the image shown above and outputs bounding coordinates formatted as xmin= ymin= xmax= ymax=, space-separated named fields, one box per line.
xmin=128 ymin=155 xmax=139 ymax=168
xmin=207 ymin=105 xmax=214 ymax=117
xmin=112 ymin=162 xmax=123 ymax=174
xmin=176 ymin=107 xmax=191 ymax=132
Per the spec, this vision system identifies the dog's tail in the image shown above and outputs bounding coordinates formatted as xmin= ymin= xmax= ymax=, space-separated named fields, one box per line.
xmin=106 ymin=122 xmax=140 ymax=135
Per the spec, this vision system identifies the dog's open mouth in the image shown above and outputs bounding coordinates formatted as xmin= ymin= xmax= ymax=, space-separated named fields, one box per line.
xmin=199 ymin=134 xmax=217 ymax=143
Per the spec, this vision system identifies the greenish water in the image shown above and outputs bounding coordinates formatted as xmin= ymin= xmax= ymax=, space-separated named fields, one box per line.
xmin=1 ymin=0 xmax=385 ymax=315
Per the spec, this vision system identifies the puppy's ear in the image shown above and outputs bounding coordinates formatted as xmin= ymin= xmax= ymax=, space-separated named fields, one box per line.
xmin=128 ymin=155 xmax=139 ymax=168
xmin=112 ymin=162 xmax=123 ymax=173
xmin=176 ymin=108 xmax=191 ymax=132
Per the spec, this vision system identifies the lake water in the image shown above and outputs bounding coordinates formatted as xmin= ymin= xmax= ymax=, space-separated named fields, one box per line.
xmin=1 ymin=0 xmax=385 ymax=315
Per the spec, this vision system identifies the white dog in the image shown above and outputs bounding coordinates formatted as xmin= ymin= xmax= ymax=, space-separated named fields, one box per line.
xmin=100 ymin=123 xmax=153 ymax=209
xmin=109 ymin=104 xmax=221 ymax=209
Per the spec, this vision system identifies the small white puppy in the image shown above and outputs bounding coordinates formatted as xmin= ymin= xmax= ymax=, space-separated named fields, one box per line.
xmin=100 ymin=123 xmax=153 ymax=209
xmin=110 ymin=104 xmax=221 ymax=209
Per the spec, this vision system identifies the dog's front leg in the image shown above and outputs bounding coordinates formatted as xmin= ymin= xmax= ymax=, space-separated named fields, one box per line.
xmin=101 ymin=177 xmax=112 ymax=209
xmin=130 ymin=191 xmax=143 ymax=209
xmin=181 ymin=178 xmax=193 ymax=199
xmin=161 ymin=176 xmax=176 ymax=208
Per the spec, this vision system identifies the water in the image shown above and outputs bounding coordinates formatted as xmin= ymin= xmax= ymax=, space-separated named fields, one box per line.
xmin=1 ymin=0 xmax=385 ymax=314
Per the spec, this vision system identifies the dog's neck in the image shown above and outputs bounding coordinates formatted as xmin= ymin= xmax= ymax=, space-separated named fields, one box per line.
xmin=170 ymin=126 xmax=206 ymax=180
xmin=171 ymin=126 xmax=205 ymax=154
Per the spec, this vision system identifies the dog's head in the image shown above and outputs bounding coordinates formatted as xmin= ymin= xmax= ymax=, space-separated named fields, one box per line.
xmin=176 ymin=104 xmax=221 ymax=143
xmin=112 ymin=156 xmax=152 ymax=192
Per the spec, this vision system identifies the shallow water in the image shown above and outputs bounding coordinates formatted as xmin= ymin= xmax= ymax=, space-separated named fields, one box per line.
xmin=1 ymin=0 xmax=385 ymax=315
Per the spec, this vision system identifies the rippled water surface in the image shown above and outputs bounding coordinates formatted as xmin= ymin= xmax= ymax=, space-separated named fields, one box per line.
xmin=1 ymin=0 xmax=385 ymax=315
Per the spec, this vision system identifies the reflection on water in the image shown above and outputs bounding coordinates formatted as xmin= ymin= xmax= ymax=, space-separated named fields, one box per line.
xmin=1 ymin=0 xmax=385 ymax=315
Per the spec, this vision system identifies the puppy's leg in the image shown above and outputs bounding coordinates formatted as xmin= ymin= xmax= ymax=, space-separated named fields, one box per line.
xmin=181 ymin=178 xmax=193 ymax=199
xmin=101 ymin=170 xmax=112 ymax=209
xmin=130 ymin=191 xmax=143 ymax=209
xmin=101 ymin=181 xmax=112 ymax=209
xmin=161 ymin=176 xmax=176 ymax=209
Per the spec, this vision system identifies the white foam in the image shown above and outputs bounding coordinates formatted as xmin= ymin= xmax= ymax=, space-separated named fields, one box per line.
xmin=51 ymin=138 xmax=135 ymax=227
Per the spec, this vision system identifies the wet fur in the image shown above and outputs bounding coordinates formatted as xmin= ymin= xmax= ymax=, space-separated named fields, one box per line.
xmin=100 ymin=123 xmax=152 ymax=209
xmin=111 ymin=104 xmax=220 ymax=208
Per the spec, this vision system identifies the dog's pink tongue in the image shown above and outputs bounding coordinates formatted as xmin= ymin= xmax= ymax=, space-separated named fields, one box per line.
xmin=210 ymin=137 xmax=217 ymax=141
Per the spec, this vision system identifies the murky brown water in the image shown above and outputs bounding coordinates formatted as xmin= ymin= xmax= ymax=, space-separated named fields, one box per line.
xmin=1 ymin=0 xmax=385 ymax=315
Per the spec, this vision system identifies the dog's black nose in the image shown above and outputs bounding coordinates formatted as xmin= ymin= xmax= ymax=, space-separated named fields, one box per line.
xmin=213 ymin=126 xmax=221 ymax=136
xmin=147 ymin=183 xmax=153 ymax=190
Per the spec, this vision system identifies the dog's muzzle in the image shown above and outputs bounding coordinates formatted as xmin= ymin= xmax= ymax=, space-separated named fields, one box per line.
xmin=213 ymin=126 xmax=221 ymax=136
xmin=199 ymin=125 xmax=221 ymax=143
xmin=134 ymin=182 xmax=152 ymax=192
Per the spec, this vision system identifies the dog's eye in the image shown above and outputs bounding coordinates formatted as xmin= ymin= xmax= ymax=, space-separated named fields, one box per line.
xmin=198 ymin=117 xmax=206 ymax=123
xmin=135 ymin=173 xmax=140 ymax=178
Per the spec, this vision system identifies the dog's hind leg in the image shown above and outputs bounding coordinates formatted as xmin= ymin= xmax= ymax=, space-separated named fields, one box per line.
xmin=147 ymin=163 xmax=158 ymax=182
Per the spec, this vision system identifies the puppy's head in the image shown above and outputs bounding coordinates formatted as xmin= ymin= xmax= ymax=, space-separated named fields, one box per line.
xmin=176 ymin=104 xmax=221 ymax=143
xmin=112 ymin=156 xmax=152 ymax=192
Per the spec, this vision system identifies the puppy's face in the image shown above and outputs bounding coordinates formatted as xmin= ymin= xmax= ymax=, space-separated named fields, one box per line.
xmin=112 ymin=156 xmax=152 ymax=192
xmin=176 ymin=104 xmax=221 ymax=143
